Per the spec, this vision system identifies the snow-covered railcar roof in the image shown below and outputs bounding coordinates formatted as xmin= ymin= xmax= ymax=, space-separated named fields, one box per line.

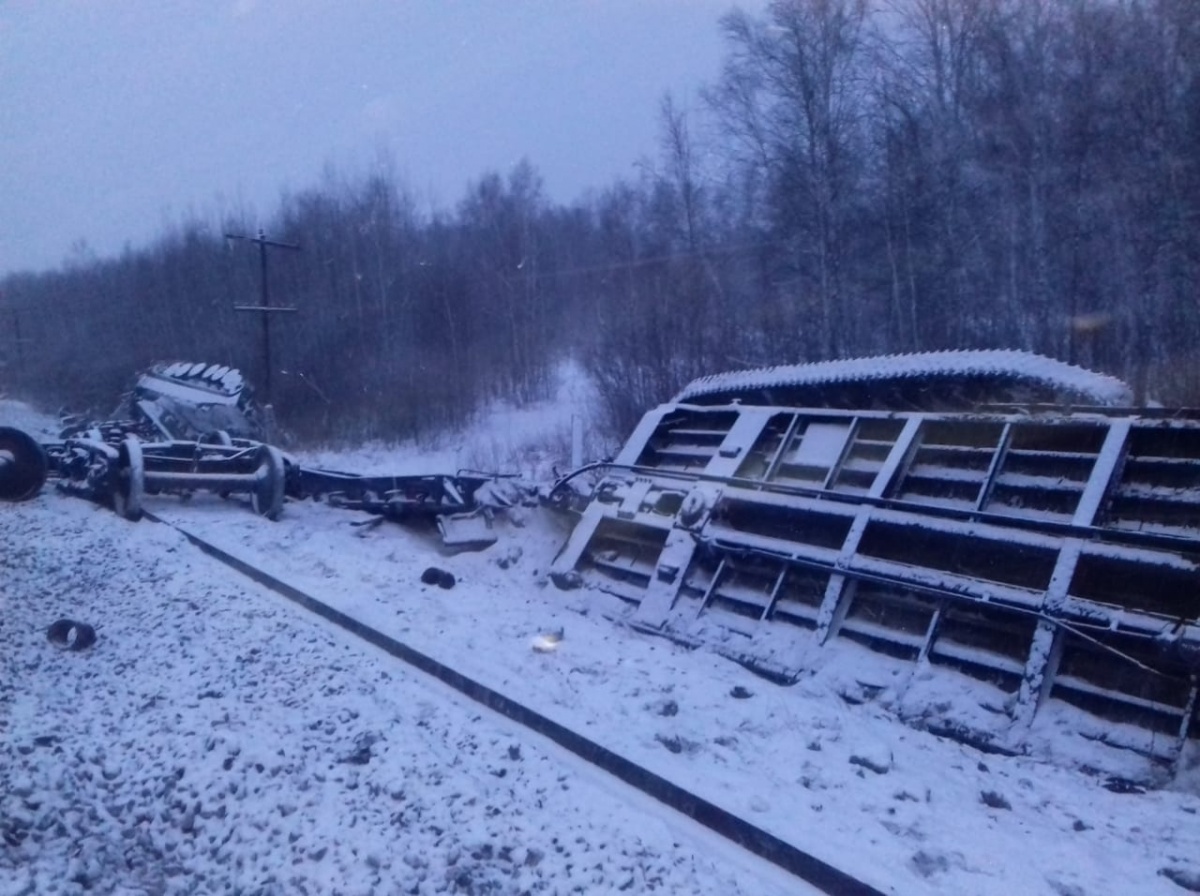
xmin=675 ymin=349 xmax=1134 ymax=409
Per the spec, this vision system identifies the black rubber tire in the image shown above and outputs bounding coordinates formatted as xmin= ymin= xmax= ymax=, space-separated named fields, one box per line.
xmin=46 ymin=619 xmax=97 ymax=651
xmin=0 ymin=427 xmax=48 ymax=502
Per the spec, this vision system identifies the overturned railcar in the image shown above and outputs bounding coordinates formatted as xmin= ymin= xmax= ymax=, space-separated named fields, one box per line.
xmin=551 ymin=351 xmax=1200 ymax=767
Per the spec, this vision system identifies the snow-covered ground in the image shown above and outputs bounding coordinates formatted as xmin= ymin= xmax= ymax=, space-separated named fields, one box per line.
xmin=4 ymin=373 xmax=1200 ymax=896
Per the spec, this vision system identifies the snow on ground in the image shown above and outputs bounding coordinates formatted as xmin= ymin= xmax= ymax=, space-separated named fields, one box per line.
xmin=1 ymin=493 xmax=809 ymax=896
xmin=0 ymin=399 xmax=61 ymax=440
xmin=296 ymin=359 xmax=612 ymax=480
xmin=4 ymin=378 xmax=1200 ymax=896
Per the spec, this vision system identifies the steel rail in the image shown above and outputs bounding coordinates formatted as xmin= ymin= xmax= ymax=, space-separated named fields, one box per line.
xmin=147 ymin=511 xmax=891 ymax=896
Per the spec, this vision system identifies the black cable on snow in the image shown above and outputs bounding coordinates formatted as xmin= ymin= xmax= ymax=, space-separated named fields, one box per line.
xmin=150 ymin=512 xmax=891 ymax=896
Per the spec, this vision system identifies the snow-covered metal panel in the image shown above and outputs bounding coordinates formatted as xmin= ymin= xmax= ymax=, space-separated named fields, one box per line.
xmin=554 ymin=394 xmax=1200 ymax=762
xmin=702 ymin=407 xmax=773 ymax=479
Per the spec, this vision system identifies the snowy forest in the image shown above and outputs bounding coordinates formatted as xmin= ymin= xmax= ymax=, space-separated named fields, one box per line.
xmin=2 ymin=0 xmax=1198 ymax=442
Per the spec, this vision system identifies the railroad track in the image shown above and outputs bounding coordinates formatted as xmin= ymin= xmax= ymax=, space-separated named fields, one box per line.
xmin=147 ymin=510 xmax=890 ymax=896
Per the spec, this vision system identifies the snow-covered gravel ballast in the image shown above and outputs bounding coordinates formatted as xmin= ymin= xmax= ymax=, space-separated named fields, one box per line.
xmin=0 ymin=493 xmax=810 ymax=896
xmin=4 ymin=381 xmax=1200 ymax=896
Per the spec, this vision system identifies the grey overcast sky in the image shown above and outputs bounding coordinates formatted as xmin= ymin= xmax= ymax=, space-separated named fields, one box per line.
xmin=0 ymin=0 xmax=761 ymax=278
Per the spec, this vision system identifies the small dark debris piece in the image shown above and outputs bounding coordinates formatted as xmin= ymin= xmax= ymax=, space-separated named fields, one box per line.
xmin=507 ymin=745 xmax=522 ymax=761
xmin=46 ymin=619 xmax=96 ymax=651
xmin=730 ymin=686 xmax=753 ymax=699
xmin=3 ymin=825 xmax=29 ymax=848
xmin=849 ymin=754 xmax=891 ymax=775
xmin=420 ymin=567 xmax=456 ymax=589
xmin=980 ymin=790 xmax=1011 ymax=810
xmin=655 ymin=734 xmax=683 ymax=754
xmin=549 ymin=570 xmax=582 ymax=591
xmin=910 ymin=850 xmax=950 ymax=878
xmin=1103 ymin=776 xmax=1146 ymax=795
xmin=339 ymin=748 xmax=371 ymax=766
xmin=1072 ymin=819 xmax=1090 ymax=832
xmin=338 ymin=731 xmax=377 ymax=766
xmin=657 ymin=700 xmax=679 ymax=717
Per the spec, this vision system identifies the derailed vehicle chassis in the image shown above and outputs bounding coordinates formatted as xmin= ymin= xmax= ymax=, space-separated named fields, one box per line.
xmin=4 ymin=351 xmax=1200 ymax=774
xmin=0 ymin=361 xmax=512 ymax=544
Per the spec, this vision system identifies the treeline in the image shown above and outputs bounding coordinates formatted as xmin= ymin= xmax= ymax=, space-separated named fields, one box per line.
xmin=3 ymin=0 xmax=1197 ymax=442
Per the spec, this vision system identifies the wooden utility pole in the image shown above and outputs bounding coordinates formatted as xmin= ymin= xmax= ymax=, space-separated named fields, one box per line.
xmin=226 ymin=228 xmax=300 ymax=406
xmin=2 ymin=296 xmax=32 ymax=389
xmin=12 ymin=312 xmax=23 ymax=384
